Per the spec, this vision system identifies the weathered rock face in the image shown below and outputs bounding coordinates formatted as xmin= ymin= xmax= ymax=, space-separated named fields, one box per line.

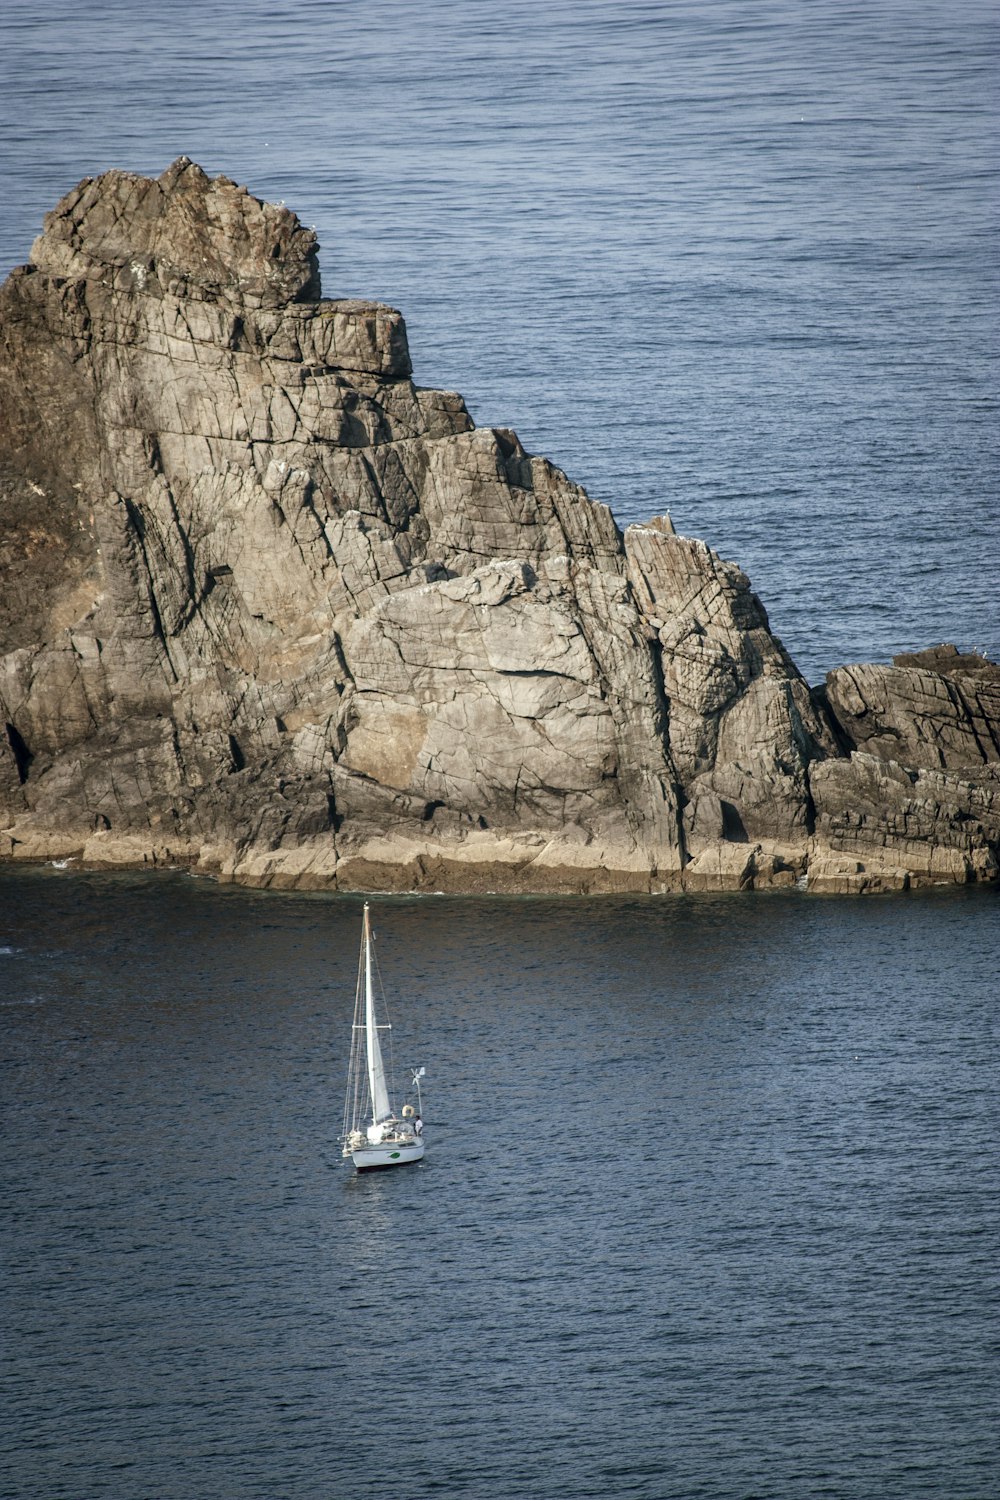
xmin=822 ymin=646 xmax=1000 ymax=771
xmin=808 ymin=645 xmax=1000 ymax=891
xmin=1 ymin=161 xmax=998 ymax=892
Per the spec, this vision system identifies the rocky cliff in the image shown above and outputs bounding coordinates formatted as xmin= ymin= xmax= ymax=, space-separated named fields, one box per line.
xmin=2 ymin=160 xmax=998 ymax=893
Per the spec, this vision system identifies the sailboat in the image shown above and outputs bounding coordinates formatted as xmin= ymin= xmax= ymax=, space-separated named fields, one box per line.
xmin=341 ymin=903 xmax=425 ymax=1171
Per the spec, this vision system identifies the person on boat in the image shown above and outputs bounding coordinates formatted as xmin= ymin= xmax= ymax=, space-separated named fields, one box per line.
xmin=414 ymin=1115 xmax=423 ymax=1136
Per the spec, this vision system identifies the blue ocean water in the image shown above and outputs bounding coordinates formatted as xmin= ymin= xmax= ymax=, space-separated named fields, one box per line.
xmin=0 ymin=0 xmax=996 ymax=682
xmin=2 ymin=7 xmax=1000 ymax=1498
xmin=2 ymin=869 xmax=999 ymax=1500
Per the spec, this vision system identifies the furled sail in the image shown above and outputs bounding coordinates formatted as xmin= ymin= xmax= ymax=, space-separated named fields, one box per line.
xmin=364 ymin=908 xmax=392 ymax=1124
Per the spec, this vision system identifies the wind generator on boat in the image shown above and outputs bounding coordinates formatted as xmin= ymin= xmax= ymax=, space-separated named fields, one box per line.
xmin=341 ymin=903 xmax=425 ymax=1171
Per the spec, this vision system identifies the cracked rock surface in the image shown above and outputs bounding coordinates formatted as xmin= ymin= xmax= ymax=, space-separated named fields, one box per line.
xmin=2 ymin=161 xmax=998 ymax=892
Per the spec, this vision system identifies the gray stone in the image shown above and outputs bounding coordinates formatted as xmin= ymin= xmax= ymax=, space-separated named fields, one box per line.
xmin=1 ymin=162 xmax=998 ymax=893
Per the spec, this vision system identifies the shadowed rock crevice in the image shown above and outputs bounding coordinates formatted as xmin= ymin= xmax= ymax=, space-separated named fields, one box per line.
xmin=4 ymin=722 xmax=32 ymax=784
xmin=1 ymin=161 xmax=998 ymax=893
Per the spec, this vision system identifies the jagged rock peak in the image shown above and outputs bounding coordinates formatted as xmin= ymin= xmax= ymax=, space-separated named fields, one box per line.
xmin=29 ymin=157 xmax=321 ymax=309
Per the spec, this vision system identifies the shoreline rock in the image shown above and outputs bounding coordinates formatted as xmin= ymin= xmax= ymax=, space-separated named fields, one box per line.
xmin=2 ymin=161 xmax=998 ymax=894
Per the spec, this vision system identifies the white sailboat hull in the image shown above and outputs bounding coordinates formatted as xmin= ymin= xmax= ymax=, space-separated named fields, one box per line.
xmin=352 ymin=1139 xmax=425 ymax=1171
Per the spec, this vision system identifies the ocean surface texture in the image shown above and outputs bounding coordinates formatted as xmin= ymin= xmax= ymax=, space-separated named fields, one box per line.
xmin=1 ymin=4 xmax=999 ymax=1498
xmin=2 ymin=870 xmax=999 ymax=1500
xmin=1 ymin=0 xmax=997 ymax=683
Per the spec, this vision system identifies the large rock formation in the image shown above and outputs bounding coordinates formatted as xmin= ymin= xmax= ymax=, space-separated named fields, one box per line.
xmin=2 ymin=161 xmax=998 ymax=892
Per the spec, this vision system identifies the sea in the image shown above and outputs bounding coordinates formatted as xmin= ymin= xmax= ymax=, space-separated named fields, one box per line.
xmin=2 ymin=872 xmax=998 ymax=1500
xmin=1 ymin=3 xmax=998 ymax=1497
